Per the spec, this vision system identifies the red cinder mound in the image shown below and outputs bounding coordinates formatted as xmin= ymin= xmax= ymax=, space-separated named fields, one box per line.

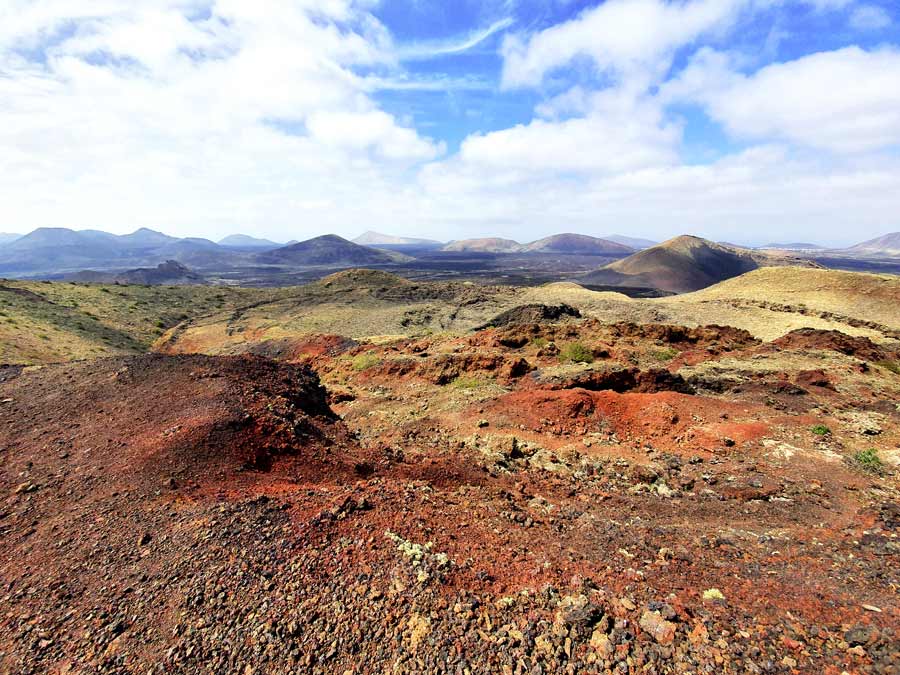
xmin=771 ymin=328 xmax=895 ymax=361
xmin=610 ymin=322 xmax=759 ymax=349
xmin=0 ymin=354 xmax=364 ymax=497
xmin=240 ymin=334 xmax=359 ymax=361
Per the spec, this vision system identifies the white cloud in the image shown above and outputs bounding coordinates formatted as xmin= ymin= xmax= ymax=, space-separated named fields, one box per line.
xmin=307 ymin=110 xmax=444 ymax=160
xmin=500 ymin=0 xmax=750 ymax=89
xmin=0 ymin=0 xmax=443 ymax=238
xmin=0 ymin=0 xmax=898 ymax=248
xmin=849 ymin=4 xmax=892 ymax=30
xmin=664 ymin=46 xmax=900 ymax=153
xmin=456 ymin=87 xmax=680 ymax=174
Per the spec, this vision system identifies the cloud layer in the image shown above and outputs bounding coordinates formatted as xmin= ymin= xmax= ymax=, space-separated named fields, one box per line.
xmin=0 ymin=0 xmax=898 ymax=245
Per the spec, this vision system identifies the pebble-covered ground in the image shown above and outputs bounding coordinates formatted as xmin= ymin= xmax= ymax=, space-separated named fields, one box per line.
xmin=1 ymin=314 xmax=898 ymax=674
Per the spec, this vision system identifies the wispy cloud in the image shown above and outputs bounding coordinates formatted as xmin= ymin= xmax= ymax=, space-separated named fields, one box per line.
xmin=364 ymin=73 xmax=493 ymax=91
xmin=398 ymin=17 xmax=514 ymax=61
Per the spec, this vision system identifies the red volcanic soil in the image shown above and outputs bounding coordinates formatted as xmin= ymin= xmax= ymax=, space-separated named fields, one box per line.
xmin=771 ymin=328 xmax=898 ymax=362
xmin=1 ymin=346 xmax=898 ymax=674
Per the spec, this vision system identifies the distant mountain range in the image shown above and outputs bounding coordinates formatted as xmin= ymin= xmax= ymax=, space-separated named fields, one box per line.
xmin=582 ymin=236 xmax=820 ymax=293
xmin=0 ymin=228 xmax=407 ymax=277
xmin=0 ymin=233 xmax=22 ymax=245
xmin=441 ymin=234 xmax=636 ymax=255
xmin=1 ymin=226 xmax=897 ymax=287
xmin=0 ymin=227 xmax=218 ymax=275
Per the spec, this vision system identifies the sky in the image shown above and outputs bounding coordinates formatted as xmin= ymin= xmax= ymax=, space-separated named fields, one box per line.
xmin=1 ymin=0 xmax=899 ymax=247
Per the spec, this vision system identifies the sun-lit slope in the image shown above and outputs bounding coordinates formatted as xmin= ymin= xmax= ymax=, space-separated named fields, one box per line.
xmin=677 ymin=267 xmax=900 ymax=331
xmin=155 ymin=270 xmax=525 ymax=354
xmin=845 ymin=231 xmax=900 ymax=257
xmin=523 ymin=273 xmax=900 ymax=342
xmin=582 ymin=235 xmax=817 ymax=293
xmin=0 ymin=281 xmax=286 ymax=364
xmin=156 ymin=266 xmax=900 ymax=358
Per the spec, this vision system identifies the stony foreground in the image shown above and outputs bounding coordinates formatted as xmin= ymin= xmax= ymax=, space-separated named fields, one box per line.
xmin=1 ymin=316 xmax=898 ymax=674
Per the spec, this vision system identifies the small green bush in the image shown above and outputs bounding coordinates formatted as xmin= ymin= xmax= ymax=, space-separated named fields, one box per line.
xmin=560 ymin=342 xmax=594 ymax=364
xmin=451 ymin=376 xmax=486 ymax=390
xmin=532 ymin=337 xmax=548 ymax=349
xmin=811 ymin=424 xmax=831 ymax=436
xmin=851 ymin=449 xmax=884 ymax=474
xmin=351 ymin=352 xmax=381 ymax=372
xmin=651 ymin=347 xmax=679 ymax=362
xmin=876 ymin=360 xmax=900 ymax=375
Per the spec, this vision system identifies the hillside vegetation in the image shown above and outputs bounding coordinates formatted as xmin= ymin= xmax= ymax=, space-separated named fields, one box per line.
xmin=5 ymin=266 xmax=900 ymax=366
xmin=0 ymin=280 xmax=286 ymax=364
xmin=680 ymin=267 xmax=900 ymax=330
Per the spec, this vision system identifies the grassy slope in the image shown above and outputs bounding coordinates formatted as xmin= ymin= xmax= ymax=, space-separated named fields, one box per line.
xmin=677 ymin=267 xmax=900 ymax=330
xmin=28 ymin=267 xmax=897 ymax=363
xmin=0 ymin=280 xmax=289 ymax=365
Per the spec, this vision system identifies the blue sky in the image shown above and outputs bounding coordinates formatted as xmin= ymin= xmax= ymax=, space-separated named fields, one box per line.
xmin=374 ymin=0 xmax=898 ymax=156
xmin=0 ymin=0 xmax=899 ymax=246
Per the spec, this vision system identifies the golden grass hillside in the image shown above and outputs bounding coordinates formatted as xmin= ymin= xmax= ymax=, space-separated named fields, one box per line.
xmin=9 ymin=268 xmax=891 ymax=364
xmin=155 ymin=271 xmax=525 ymax=355
xmin=0 ymin=280 xmax=288 ymax=365
xmin=155 ymin=268 xmax=900 ymax=360
xmin=676 ymin=267 xmax=900 ymax=329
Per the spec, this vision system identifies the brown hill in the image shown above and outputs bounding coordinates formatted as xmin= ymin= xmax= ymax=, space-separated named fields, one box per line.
xmin=353 ymin=231 xmax=442 ymax=247
xmin=441 ymin=237 xmax=522 ymax=253
xmin=582 ymin=235 xmax=817 ymax=293
xmin=70 ymin=260 xmax=204 ymax=285
xmin=522 ymin=233 xmax=634 ymax=256
xmin=845 ymin=232 xmax=900 ymax=257
xmin=257 ymin=234 xmax=408 ymax=265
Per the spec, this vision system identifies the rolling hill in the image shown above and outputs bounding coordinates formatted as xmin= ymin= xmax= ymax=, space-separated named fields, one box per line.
xmin=256 ymin=234 xmax=407 ymax=266
xmin=0 ymin=233 xmax=22 ymax=245
xmin=581 ymin=235 xmax=818 ymax=293
xmin=678 ymin=266 xmax=900 ymax=330
xmin=523 ymin=233 xmax=634 ymax=256
xmin=117 ymin=227 xmax=180 ymax=248
xmin=0 ymin=280 xmax=284 ymax=364
xmin=441 ymin=238 xmax=522 ymax=253
xmin=844 ymin=232 xmax=900 ymax=257
xmin=603 ymin=234 xmax=657 ymax=250
xmin=353 ymin=231 xmax=442 ymax=247
xmin=218 ymin=234 xmax=282 ymax=249
xmin=70 ymin=261 xmax=205 ymax=285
